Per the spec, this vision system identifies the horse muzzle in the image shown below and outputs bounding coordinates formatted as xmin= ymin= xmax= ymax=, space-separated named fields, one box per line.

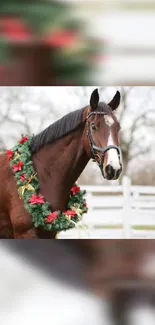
xmin=103 ymin=164 xmax=122 ymax=180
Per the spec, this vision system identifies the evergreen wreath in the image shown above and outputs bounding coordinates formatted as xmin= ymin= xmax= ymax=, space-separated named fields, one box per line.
xmin=7 ymin=135 xmax=88 ymax=232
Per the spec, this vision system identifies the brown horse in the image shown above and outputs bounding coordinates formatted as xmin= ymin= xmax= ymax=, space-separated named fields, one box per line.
xmin=0 ymin=88 xmax=122 ymax=238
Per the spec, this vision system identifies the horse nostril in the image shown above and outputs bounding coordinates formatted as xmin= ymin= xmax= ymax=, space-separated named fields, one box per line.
xmin=105 ymin=164 xmax=115 ymax=180
xmin=116 ymin=166 xmax=122 ymax=178
xmin=116 ymin=169 xmax=120 ymax=179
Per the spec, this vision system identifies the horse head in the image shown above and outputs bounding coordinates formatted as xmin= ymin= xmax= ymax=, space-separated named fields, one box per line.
xmin=84 ymin=89 xmax=122 ymax=180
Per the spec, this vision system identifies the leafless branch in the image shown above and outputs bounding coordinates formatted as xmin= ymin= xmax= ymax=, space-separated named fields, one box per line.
xmin=129 ymin=147 xmax=150 ymax=162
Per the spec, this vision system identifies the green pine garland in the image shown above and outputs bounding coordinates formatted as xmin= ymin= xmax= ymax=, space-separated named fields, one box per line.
xmin=7 ymin=135 xmax=88 ymax=232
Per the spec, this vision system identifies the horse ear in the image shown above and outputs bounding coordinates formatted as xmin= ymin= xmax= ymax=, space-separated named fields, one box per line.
xmin=90 ymin=88 xmax=99 ymax=111
xmin=108 ymin=91 xmax=121 ymax=111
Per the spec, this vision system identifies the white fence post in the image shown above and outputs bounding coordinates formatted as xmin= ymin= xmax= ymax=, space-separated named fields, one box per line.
xmin=85 ymin=191 xmax=94 ymax=234
xmin=122 ymin=176 xmax=132 ymax=238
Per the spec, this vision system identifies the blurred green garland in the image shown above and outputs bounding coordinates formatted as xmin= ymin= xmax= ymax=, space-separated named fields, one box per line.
xmin=0 ymin=0 xmax=102 ymax=84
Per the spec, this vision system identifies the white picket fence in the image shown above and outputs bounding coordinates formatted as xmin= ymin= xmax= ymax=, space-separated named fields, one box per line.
xmin=58 ymin=176 xmax=155 ymax=239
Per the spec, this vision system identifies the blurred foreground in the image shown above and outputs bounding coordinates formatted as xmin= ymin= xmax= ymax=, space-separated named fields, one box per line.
xmin=0 ymin=1 xmax=101 ymax=85
xmin=1 ymin=240 xmax=155 ymax=325
xmin=0 ymin=1 xmax=155 ymax=85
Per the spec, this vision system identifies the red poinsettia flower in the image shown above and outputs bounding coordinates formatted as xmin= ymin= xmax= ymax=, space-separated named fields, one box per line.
xmin=20 ymin=174 xmax=27 ymax=182
xmin=65 ymin=210 xmax=77 ymax=217
xmin=43 ymin=30 xmax=77 ymax=47
xmin=83 ymin=201 xmax=88 ymax=213
xmin=83 ymin=201 xmax=87 ymax=208
xmin=12 ymin=161 xmax=24 ymax=172
xmin=19 ymin=136 xmax=28 ymax=144
xmin=7 ymin=150 xmax=13 ymax=161
xmin=29 ymin=194 xmax=45 ymax=205
xmin=47 ymin=211 xmax=59 ymax=223
xmin=71 ymin=184 xmax=80 ymax=196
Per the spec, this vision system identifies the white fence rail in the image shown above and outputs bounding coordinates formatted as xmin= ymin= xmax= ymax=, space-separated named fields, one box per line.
xmin=59 ymin=176 xmax=155 ymax=239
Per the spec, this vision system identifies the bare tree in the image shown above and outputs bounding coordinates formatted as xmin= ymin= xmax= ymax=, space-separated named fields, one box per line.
xmin=118 ymin=87 xmax=155 ymax=178
xmin=0 ymin=87 xmax=57 ymax=150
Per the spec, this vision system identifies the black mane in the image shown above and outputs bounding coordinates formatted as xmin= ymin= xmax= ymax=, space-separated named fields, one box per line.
xmin=31 ymin=102 xmax=111 ymax=153
xmin=31 ymin=106 xmax=86 ymax=153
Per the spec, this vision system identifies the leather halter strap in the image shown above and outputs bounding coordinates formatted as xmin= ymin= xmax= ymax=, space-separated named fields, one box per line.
xmin=86 ymin=111 xmax=121 ymax=175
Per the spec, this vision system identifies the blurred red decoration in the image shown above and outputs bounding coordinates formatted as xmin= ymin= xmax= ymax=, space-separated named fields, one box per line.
xmin=0 ymin=17 xmax=33 ymax=41
xmin=43 ymin=30 xmax=77 ymax=47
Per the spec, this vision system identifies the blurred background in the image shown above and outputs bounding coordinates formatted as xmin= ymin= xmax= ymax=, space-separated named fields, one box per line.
xmin=1 ymin=86 xmax=155 ymax=238
xmin=0 ymin=0 xmax=102 ymax=85
xmin=1 ymin=239 xmax=155 ymax=325
xmin=0 ymin=0 xmax=155 ymax=85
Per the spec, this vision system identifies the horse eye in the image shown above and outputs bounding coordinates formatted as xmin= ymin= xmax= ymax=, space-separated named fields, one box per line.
xmin=91 ymin=124 xmax=97 ymax=131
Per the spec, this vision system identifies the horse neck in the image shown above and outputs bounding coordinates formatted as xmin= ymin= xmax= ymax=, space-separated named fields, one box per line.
xmin=32 ymin=126 xmax=90 ymax=210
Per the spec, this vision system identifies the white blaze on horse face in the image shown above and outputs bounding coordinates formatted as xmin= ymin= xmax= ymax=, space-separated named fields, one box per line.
xmin=104 ymin=115 xmax=114 ymax=128
xmin=104 ymin=115 xmax=121 ymax=170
